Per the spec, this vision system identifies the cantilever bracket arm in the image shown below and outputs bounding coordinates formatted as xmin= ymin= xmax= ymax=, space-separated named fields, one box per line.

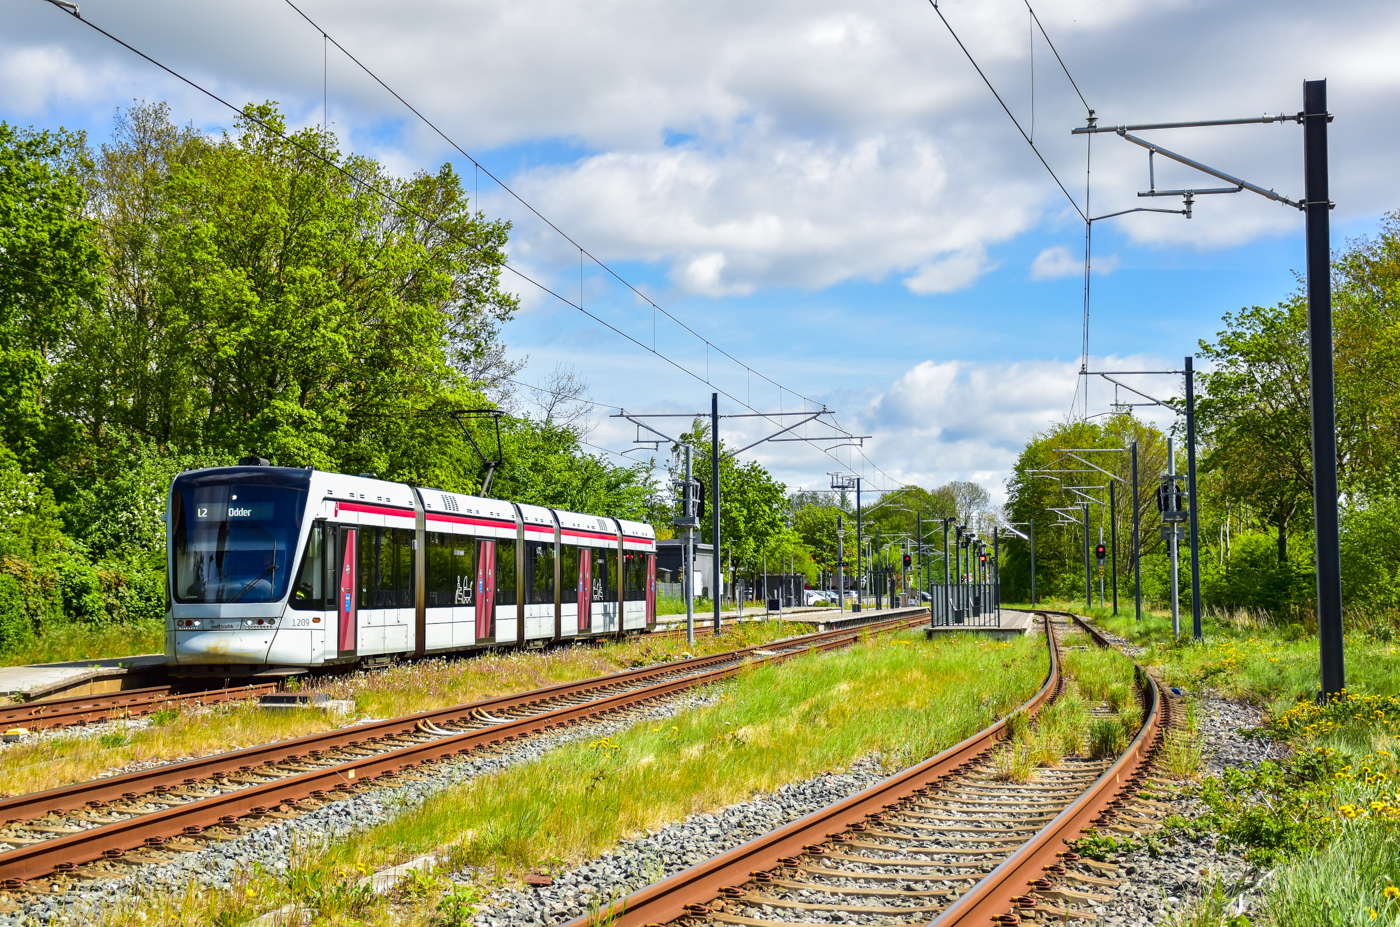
xmin=725 ymin=411 xmax=827 ymax=457
xmin=1111 ymin=131 xmax=1303 ymax=210
xmin=1059 ymin=451 xmax=1127 ymax=483
xmin=1091 ymin=206 xmax=1186 ymax=222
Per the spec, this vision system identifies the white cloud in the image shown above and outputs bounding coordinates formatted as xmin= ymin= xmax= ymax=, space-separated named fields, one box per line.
xmin=905 ymin=248 xmax=996 ymax=295
xmin=1030 ymin=246 xmax=1079 ymax=281
xmin=8 ymin=0 xmax=1396 ymax=298
xmin=1031 ymin=246 xmax=1120 ymax=280
xmin=811 ymin=354 xmax=1175 ymax=502
xmin=2 ymin=0 xmax=1396 ymax=493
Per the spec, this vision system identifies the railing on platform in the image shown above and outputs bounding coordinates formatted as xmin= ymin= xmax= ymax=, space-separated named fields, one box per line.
xmin=927 ymin=582 xmax=1001 ymax=627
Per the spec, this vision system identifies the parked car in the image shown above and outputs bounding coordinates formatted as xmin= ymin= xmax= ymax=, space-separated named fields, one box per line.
xmin=804 ymin=589 xmax=835 ymax=606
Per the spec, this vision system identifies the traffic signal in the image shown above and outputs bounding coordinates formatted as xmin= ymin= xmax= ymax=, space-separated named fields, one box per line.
xmin=902 ymin=553 xmax=912 ymax=569
xmin=1095 ymin=543 xmax=1107 ymax=565
xmin=979 ymin=552 xmax=987 ymax=566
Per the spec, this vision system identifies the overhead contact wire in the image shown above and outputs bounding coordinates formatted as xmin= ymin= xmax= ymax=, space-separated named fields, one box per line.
xmin=41 ymin=4 xmax=893 ymax=489
xmin=279 ymin=0 xmax=821 ymax=412
xmin=926 ymin=0 xmax=1086 ymax=222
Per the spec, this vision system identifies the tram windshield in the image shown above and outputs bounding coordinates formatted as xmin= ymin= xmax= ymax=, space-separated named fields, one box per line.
xmin=170 ymin=468 xmax=311 ymax=604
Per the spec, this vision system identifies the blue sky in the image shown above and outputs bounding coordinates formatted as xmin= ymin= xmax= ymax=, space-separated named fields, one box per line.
xmin=4 ymin=0 xmax=1397 ymax=501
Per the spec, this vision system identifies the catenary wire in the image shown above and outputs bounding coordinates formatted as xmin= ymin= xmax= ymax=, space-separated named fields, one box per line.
xmin=929 ymin=0 xmax=1097 ymax=422
xmin=1023 ymin=0 xmax=1091 ymax=116
xmin=276 ymin=0 xmax=905 ymax=489
xmin=278 ymin=0 xmax=821 ymax=413
xmin=35 ymin=5 xmax=902 ymax=489
xmin=0 ymin=249 xmax=891 ymax=489
xmin=926 ymin=0 xmax=1086 ymax=222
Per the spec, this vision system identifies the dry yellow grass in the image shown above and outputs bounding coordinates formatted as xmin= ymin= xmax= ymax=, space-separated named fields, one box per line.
xmin=0 ymin=621 xmax=795 ymax=797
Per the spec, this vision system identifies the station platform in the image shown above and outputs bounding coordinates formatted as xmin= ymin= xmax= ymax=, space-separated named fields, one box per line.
xmin=0 ymin=653 xmax=167 ymax=702
xmin=655 ymin=603 xmax=931 ymax=635
xmin=924 ymin=608 xmax=1036 ymax=642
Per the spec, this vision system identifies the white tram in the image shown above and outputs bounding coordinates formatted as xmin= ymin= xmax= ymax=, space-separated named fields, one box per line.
xmin=164 ymin=463 xmax=656 ymax=675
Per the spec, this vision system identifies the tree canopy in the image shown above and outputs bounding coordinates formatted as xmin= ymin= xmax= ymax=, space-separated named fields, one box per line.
xmin=0 ymin=102 xmax=658 ymax=643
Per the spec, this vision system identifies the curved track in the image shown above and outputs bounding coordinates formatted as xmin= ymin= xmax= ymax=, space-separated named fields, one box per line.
xmin=563 ymin=610 xmax=1175 ymax=927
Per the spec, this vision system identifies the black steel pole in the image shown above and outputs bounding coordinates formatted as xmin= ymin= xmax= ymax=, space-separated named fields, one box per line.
xmin=1186 ymin=356 xmax=1203 ymax=640
xmin=954 ymin=526 xmax=962 ymax=622
xmin=874 ymin=526 xmax=881 ymax=610
xmin=1304 ymin=79 xmax=1345 ymax=699
xmin=1082 ymin=503 xmax=1092 ymax=612
xmin=942 ymin=518 xmax=951 ymax=624
xmin=711 ymin=392 xmax=721 ymax=634
xmin=1110 ymin=480 xmax=1119 ymax=616
xmin=854 ymin=477 xmax=863 ymax=613
xmin=1132 ymin=441 xmax=1142 ymax=622
xmin=993 ymin=530 xmax=1000 ymax=622
xmin=1029 ymin=517 xmax=1036 ymax=607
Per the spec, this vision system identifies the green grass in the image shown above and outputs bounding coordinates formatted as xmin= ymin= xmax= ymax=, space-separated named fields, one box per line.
xmin=655 ymin=594 xmax=714 ymax=616
xmin=92 ymin=631 xmax=1050 ymax=926
xmin=0 ymin=618 xmax=165 ymax=667
xmin=1264 ymin=821 xmax=1400 ymax=927
xmin=330 ymin=630 xmax=1049 ymax=879
xmin=1016 ymin=599 xmax=1400 ymax=705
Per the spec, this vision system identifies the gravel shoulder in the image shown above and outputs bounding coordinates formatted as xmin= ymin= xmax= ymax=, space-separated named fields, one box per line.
xmin=1071 ymin=617 xmax=1286 ymax=925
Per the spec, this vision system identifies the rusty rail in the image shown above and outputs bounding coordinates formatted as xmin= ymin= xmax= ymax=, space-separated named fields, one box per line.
xmin=563 ymin=613 xmax=1063 ymax=927
xmin=0 ymin=683 xmax=277 ymax=733
xmin=0 ymin=609 xmax=930 ymax=883
xmin=928 ymin=611 xmax=1164 ymax=925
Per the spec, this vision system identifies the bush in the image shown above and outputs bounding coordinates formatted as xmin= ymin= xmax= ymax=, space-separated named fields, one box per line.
xmin=0 ymin=573 xmax=34 ymax=652
xmin=1202 ymin=530 xmax=1315 ymax=618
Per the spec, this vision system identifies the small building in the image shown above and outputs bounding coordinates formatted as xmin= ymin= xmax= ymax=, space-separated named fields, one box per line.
xmin=655 ymin=540 xmax=715 ymax=599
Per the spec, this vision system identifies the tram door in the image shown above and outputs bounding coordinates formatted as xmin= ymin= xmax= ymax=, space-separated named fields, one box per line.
xmin=337 ymin=527 xmax=357 ymax=656
xmin=577 ymin=551 xmax=592 ymax=632
xmin=476 ymin=540 xmax=495 ymax=641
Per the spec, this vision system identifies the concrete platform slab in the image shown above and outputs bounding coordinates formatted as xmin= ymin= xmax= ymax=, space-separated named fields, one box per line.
xmin=924 ymin=609 xmax=1035 ymax=642
xmin=0 ymin=654 xmax=167 ymax=701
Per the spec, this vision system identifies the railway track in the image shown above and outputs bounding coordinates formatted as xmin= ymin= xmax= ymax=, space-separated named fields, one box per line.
xmin=0 ymin=683 xmax=278 ymax=734
xmin=0 ymin=607 xmax=930 ymax=890
xmin=0 ymin=606 xmax=898 ymax=734
xmin=564 ymin=610 xmax=1177 ymax=927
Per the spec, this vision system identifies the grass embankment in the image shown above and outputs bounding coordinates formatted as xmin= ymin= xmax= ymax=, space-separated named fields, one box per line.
xmin=1017 ymin=602 xmax=1400 ymax=923
xmin=0 ymin=621 xmax=797 ymax=799
xmin=0 ymin=618 xmax=165 ymax=667
xmin=94 ymin=630 xmax=1050 ymax=927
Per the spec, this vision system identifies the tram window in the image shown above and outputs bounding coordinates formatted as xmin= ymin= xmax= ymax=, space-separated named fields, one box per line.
xmin=393 ymin=528 xmax=414 ymax=607
xmin=425 ymin=532 xmax=476 ymax=607
xmin=623 ymin=552 xmax=647 ymax=602
xmin=495 ymin=539 xmax=517 ymax=606
xmin=592 ymin=548 xmax=618 ymax=602
xmin=527 ymin=542 xmax=555 ymax=605
xmin=290 ymin=523 xmax=328 ymax=610
xmin=357 ymin=527 xmax=397 ymax=609
xmin=559 ymin=544 xmax=580 ymax=600
xmin=425 ymin=532 xmax=450 ymax=607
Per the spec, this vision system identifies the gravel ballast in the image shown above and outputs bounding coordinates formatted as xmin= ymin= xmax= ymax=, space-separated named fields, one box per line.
xmin=3 ymin=691 xmax=722 ymax=926
xmin=1079 ymin=697 xmax=1272 ymax=925
xmin=1068 ymin=614 xmax=1281 ymax=924
xmin=470 ymin=756 xmax=894 ymax=927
